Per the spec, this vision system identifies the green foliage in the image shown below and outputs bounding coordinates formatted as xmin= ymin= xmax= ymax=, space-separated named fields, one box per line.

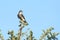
xmin=0 ymin=29 xmax=4 ymax=40
xmin=40 ymin=27 xmax=60 ymax=40
xmin=0 ymin=27 xmax=60 ymax=40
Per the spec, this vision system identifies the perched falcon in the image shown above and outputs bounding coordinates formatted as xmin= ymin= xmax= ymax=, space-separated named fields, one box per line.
xmin=17 ymin=10 xmax=28 ymax=26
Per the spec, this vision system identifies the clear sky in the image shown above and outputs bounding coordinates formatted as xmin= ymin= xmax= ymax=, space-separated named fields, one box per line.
xmin=0 ymin=0 xmax=60 ymax=40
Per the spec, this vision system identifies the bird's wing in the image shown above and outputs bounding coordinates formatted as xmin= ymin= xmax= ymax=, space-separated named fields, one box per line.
xmin=20 ymin=13 xmax=25 ymax=19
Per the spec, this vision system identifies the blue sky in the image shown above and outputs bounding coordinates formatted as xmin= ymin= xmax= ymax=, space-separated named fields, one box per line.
xmin=0 ymin=0 xmax=60 ymax=40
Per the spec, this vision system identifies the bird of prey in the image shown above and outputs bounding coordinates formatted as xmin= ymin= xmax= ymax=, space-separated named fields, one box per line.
xmin=17 ymin=10 xmax=28 ymax=26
